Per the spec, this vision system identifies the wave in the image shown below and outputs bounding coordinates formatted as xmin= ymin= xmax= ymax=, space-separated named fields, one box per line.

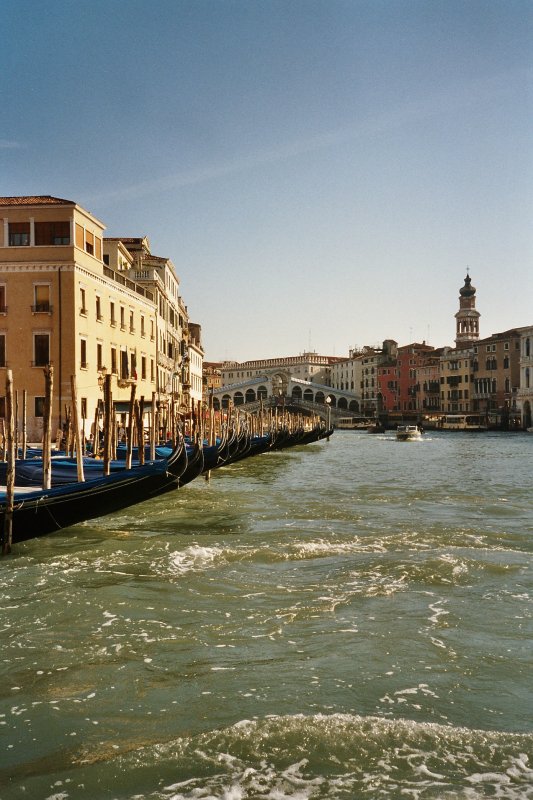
xmin=64 ymin=713 xmax=533 ymax=800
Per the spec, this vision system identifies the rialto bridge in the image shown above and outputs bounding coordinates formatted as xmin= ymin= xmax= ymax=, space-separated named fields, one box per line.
xmin=209 ymin=374 xmax=361 ymax=418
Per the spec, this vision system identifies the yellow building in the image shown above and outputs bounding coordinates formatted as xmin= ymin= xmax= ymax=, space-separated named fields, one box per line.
xmin=0 ymin=196 xmax=161 ymax=441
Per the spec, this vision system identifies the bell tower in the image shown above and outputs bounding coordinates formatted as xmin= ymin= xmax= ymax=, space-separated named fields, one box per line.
xmin=455 ymin=272 xmax=480 ymax=348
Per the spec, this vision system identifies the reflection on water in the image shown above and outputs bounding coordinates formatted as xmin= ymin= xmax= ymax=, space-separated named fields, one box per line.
xmin=1 ymin=431 xmax=532 ymax=798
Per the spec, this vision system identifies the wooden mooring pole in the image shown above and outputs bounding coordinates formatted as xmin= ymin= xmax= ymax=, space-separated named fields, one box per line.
xmin=125 ymin=383 xmax=136 ymax=470
xmin=70 ymin=375 xmax=85 ymax=483
xmin=21 ymin=390 xmax=27 ymax=460
xmin=103 ymin=374 xmax=112 ymax=476
xmin=42 ymin=366 xmax=53 ymax=491
xmin=2 ymin=369 xmax=15 ymax=555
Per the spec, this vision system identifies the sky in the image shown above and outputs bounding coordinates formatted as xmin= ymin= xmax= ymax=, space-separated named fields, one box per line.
xmin=2 ymin=0 xmax=532 ymax=362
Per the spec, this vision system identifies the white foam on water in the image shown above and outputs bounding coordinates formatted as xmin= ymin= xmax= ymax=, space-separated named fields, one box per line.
xmin=169 ymin=545 xmax=227 ymax=575
xmin=112 ymin=713 xmax=533 ymax=800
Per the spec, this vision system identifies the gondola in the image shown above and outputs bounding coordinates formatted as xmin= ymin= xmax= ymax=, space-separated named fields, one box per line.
xmin=0 ymin=439 xmax=188 ymax=545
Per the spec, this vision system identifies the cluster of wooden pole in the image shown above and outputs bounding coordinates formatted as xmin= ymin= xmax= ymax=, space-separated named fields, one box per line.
xmin=1 ymin=377 xmax=324 ymax=555
xmin=0 ymin=367 xmax=188 ymax=555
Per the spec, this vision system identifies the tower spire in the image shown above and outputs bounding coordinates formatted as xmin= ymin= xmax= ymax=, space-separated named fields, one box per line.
xmin=454 ymin=273 xmax=480 ymax=348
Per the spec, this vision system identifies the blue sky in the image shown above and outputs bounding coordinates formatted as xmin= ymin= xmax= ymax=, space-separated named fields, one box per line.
xmin=2 ymin=0 xmax=532 ymax=361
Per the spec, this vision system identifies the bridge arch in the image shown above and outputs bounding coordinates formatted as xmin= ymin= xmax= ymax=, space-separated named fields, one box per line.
xmin=338 ymin=397 xmax=348 ymax=410
xmin=292 ymin=385 xmax=302 ymax=400
xmin=245 ymin=388 xmax=256 ymax=403
xmin=303 ymin=388 xmax=314 ymax=402
xmin=222 ymin=394 xmax=231 ymax=409
xmin=257 ymin=385 xmax=268 ymax=400
xmin=349 ymin=400 xmax=360 ymax=412
xmin=234 ymin=391 xmax=244 ymax=406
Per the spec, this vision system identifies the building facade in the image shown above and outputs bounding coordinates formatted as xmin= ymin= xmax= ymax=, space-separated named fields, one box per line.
xmin=516 ymin=326 xmax=533 ymax=428
xmin=471 ymin=330 xmax=522 ymax=427
xmin=0 ymin=196 xmax=199 ymax=440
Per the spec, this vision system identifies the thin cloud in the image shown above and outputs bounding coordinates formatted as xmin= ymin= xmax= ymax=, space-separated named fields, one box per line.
xmin=0 ymin=139 xmax=22 ymax=149
xmin=86 ymin=67 xmax=529 ymax=206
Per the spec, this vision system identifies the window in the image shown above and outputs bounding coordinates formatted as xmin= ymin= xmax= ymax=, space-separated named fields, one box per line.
xmin=111 ymin=347 xmax=117 ymax=375
xmin=80 ymin=288 xmax=87 ymax=315
xmin=120 ymin=349 xmax=128 ymax=379
xmin=0 ymin=334 xmax=5 ymax=367
xmin=80 ymin=339 xmax=88 ymax=369
xmin=96 ymin=296 xmax=102 ymax=321
xmin=35 ymin=397 xmax=45 ymax=417
xmin=75 ymin=223 xmax=84 ymax=249
xmin=0 ymin=286 xmax=6 ymax=314
xmin=141 ymin=355 xmax=146 ymax=380
xmin=9 ymin=222 xmax=30 ymax=246
xmin=85 ymin=230 xmax=94 ymax=255
xmin=33 ymin=284 xmax=51 ymax=313
xmin=141 ymin=315 xmax=145 ymax=337
xmin=0 ymin=397 xmax=5 ymax=417
xmin=129 ymin=310 xmax=134 ymax=333
xmin=97 ymin=342 xmax=103 ymax=370
xmin=110 ymin=301 xmax=116 ymax=326
xmin=130 ymin=352 xmax=137 ymax=379
xmin=34 ymin=221 xmax=70 ymax=245
xmin=33 ymin=334 xmax=50 ymax=366
xmin=150 ymin=320 xmax=155 ymax=341
xmin=81 ymin=397 xmax=87 ymax=419
xmin=150 ymin=358 xmax=154 ymax=382
xmin=120 ymin=307 xmax=125 ymax=330
xmin=103 ymin=254 xmax=110 ymax=266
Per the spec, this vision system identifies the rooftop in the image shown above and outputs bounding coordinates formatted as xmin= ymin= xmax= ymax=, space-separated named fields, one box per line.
xmin=0 ymin=195 xmax=75 ymax=206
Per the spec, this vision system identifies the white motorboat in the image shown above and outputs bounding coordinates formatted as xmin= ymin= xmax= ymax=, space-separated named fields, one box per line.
xmin=396 ymin=425 xmax=423 ymax=441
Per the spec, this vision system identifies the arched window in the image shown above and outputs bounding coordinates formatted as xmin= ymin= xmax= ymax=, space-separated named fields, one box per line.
xmin=303 ymin=388 xmax=314 ymax=402
xmin=348 ymin=400 xmax=359 ymax=412
xmin=526 ymin=368 xmax=530 ymax=389
xmin=291 ymin=385 xmax=302 ymax=400
xmin=222 ymin=394 xmax=231 ymax=409
xmin=526 ymin=338 xmax=531 ymax=357
xmin=234 ymin=392 xmax=244 ymax=406
xmin=315 ymin=391 xmax=325 ymax=404
xmin=257 ymin=385 xmax=268 ymax=400
xmin=338 ymin=397 xmax=348 ymax=409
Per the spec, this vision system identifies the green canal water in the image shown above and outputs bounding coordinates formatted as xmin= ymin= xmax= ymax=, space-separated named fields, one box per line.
xmin=1 ymin=430 xmax=532 ymax=799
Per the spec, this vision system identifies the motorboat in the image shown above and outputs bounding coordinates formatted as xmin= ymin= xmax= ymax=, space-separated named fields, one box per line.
xmin=396 ymin=424 xmax=423 ymax=441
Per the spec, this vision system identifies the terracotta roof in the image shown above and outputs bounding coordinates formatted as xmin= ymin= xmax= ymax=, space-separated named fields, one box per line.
xmin=104 ymin=237 xmax=145 ymax=243
xmin=0 ymin=195 xmax=76 ymax=207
